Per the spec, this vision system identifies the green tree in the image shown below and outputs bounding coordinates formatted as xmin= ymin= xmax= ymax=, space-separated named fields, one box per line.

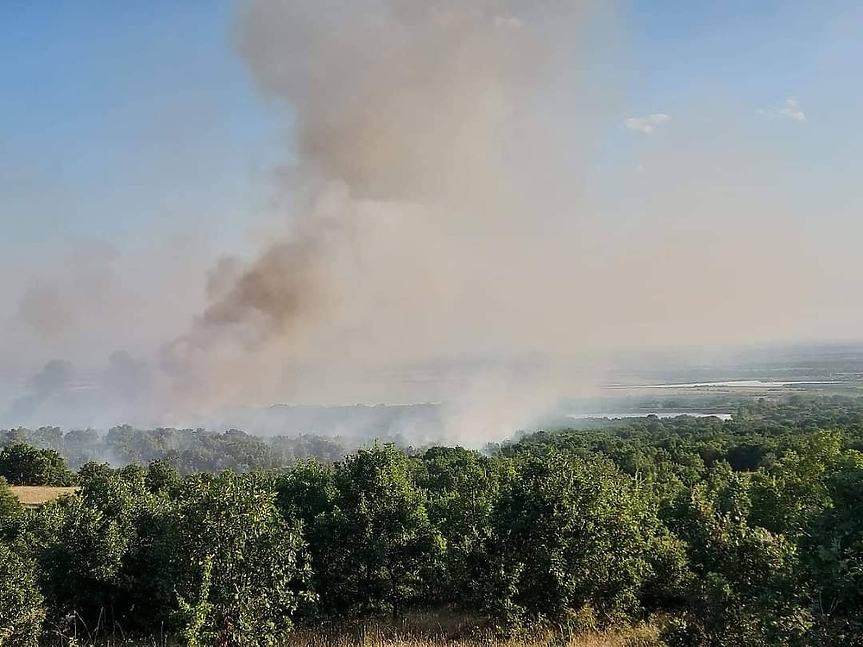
xmin=274 ymin=459 xmax=336 ymax=528
xmin=750 ymin=431 xmax=842 ymax=537
xmin=27 ymin=493 xmax=133 ymax=632
xmin=0 ymin=443 xmax=75 ymax=486
xmin=155 ymin=471 xmax=313 ymax=646
xmin=803 ymin=451 xmax=863 ymax=643
xmin=25 ymin=462 xmax=150 ymax=632
xmin=312 ymin=444 xmax=442 ymax=617
xmin=0 ymin=476 xmax=24 ymax=540
xmin=667 ymin=465 xmax=810 ymax=646
xmin=416 ymin=447 xmax=514 ymax=612
xmin=491 ymin=453 xmax=665 ymax=628
xmin=0 ymin=543 xmax=45 ymax=647
xmin=145 ymin=459 xmax=180 ymax=496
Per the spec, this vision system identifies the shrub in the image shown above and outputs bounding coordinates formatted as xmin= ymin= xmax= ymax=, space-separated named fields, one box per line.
xmin=0 ymin=444 xmax=75 ymax=486
xmin=159 ymin=471 xmax=314 ymax=646
xmin=0 ymin=543 xmax=45 ymax=647
xmin=490 ymin=453 xmax=663 ymax=627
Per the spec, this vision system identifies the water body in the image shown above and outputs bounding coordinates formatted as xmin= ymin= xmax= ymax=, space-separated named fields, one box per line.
xmin=567 ymin=412 xmax=732 ymax=421
xmin=603 ymin=380 xmax=836 ymax=390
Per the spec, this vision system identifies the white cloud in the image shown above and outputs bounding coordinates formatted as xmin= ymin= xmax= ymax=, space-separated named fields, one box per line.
xmin=758 ymin=98 xmax=806 ymax=122
xmin=494 ymin=15 xmax=523 ymax=29
xmin=623 ymin=113 xmax=671 ymax=134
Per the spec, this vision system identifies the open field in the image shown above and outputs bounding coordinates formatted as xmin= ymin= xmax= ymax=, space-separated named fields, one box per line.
xmin=10 ymin=485 xmax=78 ymax=507
xmin=45 ymin=630 xmax=660 ymax=647
xmin=43 ymin=639 xmax=653 ymax=647
xmin=279 ymin=633 xmax=659 ymax=647
xmin=39 ymin=611 xmax=662 ymax=646
xmin=277 ymin=618 xmax=661 ymax=647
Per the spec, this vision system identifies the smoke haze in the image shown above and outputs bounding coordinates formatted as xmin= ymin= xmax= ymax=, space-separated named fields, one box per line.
xmin=3 ymin=1 xmax=863 ymax=442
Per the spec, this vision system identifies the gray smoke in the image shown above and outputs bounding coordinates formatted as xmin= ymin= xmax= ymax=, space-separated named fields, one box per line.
xmin=155 ymin=0 xmax=833 ymax=443
xmin=8 ymin=1 xmax=859 ymax=443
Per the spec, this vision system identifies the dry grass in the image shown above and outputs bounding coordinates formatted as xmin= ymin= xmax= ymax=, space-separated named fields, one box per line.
xmin=279 ymin=631 xmax=660 ymax=647
xmin=11 ymin=485 xmax=79 ymax=507
xmin=51 ymin=634 xmax=661 ymax=647
xmin=45 ymin=621 xmax=663 ymax=647
xmin=279 ymin=613 xmax=663 ymax=647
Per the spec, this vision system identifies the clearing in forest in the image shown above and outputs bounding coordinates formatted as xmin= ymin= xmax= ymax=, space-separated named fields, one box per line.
xmin=10 ymin=486 xmax=79 ymax=508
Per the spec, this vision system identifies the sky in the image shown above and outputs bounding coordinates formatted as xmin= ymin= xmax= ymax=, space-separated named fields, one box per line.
xmin=1 ymin=0 xmax=863 ymax=425
xmin=2 ymin=1 xmax=860 ymax=256
xmin=0 ymin=1 xmax=279 ymax=255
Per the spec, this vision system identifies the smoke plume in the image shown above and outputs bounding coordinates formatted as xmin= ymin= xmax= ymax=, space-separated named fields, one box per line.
xmin=7 ymin=0 xmax=861 ymax=443
xmin=152 ymin=0 xmax=832 ymax=441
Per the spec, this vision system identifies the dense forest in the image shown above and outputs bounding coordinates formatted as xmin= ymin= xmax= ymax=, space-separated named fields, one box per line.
xmin=1 ymin=395 xmax=863 ymax=645
xmin=0 ymin=424 xmax=354 ymax=475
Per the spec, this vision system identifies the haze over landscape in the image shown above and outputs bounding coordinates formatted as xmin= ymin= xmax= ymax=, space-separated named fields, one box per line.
xmin=8 ymin=5 xmax=863 ymax=646
xmin=2 ymin=0 xmax=863 ymax=438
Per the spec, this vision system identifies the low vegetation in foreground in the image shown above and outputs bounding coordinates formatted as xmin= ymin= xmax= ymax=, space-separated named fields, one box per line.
xmin=1 ymin=396 xmax=863 ymax=646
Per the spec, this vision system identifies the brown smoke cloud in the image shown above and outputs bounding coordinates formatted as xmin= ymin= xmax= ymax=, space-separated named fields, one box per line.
xmin=163 ymin=0 xmax=588 ymax=411
xmin=17 ymin=240 xmax=121 ymax=342
xmin=147 ymin=0 xmax=856 ymax=440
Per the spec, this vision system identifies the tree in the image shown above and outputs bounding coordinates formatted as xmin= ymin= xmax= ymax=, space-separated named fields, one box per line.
xmin=802 ymin=451 xmax=863 ymax=642
xmin=145 ymin=459 xmax=180 ymax=496
xmin=0 ymin=443 xmax=75 ymax=486
xmin=153 ymin=471 xmax=313 ymax=646
xmin=24 ymin=462 xmax=152 ymax=633
xmin=490 ymin=453 xmax=666 ymax=628
xmin=416 ymin=447 xmax=514 ymax=612
xmin=0 ymin=543 xmax=45 ymax=647
xmin=749 ymin=431 xmax=842 ymax=537
xmin=0 ymin=476 xmax=24 ymax=540
xmin=27 ymin=492 xmax=134 ymax=633
xmin=666 ymin=465 xmax=810 ymax=646
xmin=311 ymin=444 xmax=442 ymax=617
xmin=274 ymin=459 xmax=336 ymax=528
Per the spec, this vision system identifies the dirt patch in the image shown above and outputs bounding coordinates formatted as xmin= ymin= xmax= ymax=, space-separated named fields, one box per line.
xmin=11 ymin=486 xmax=79 ymax=507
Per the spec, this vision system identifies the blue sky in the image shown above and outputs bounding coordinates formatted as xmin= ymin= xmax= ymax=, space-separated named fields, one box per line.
xmin=2 ymin=0 xmax=863 ymax=374
xmin=0 ymin=1 xmax=280 ymax=260
xmin=1 ymin=0 xmax=860 ymax=260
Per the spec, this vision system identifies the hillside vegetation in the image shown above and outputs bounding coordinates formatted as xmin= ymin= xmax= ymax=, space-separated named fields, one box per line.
xmin=1 ymin=396 xmax=862 ymax=646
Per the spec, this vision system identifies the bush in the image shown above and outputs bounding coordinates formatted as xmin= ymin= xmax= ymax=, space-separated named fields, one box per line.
xmin=0 ymin=477 xmax=24 ymax=540
xmin=490 ymin=454 xmax=663 ymax=627
xmin=158 ymin=471 xmax=314 ymax=646
xmin=0 ymin=443 xmax=76 ymax=486
xmin=0 ymin=543 xmax=45 ymax=647
xmin=308 ymin=445 xmax=443 ymax=617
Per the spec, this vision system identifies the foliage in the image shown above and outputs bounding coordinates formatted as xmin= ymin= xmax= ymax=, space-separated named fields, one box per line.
xmin=159 ymin=471 xmax=314 ymax=645
xmin=0 ymin=476 xmax=24 ymax=540
xmin=489 ymin=454 xmax=663 ymax=627
xmin=4 ymin=397 xmax=863 ymax=644
xmin=26 ymin=485 xmax=137 ymax=632
xmin=2 ymin=425 xmax=358 ymax=474
xmin=667 ymin=465 xmax=811 ymax=645
xmin=176 ymin=555 xmax=215 ymax=647
xmin=0 ymin=443 xmax=76 ymax=486
xmin=304 ymin=444 xmax=443 ymax=617
xmin=0 ymin=543 xmax=45 ymax=647
xmin=145 ymin=459 xmax=181 ymax=495
xmin=416 ymin=447 xmax=514 ymax=613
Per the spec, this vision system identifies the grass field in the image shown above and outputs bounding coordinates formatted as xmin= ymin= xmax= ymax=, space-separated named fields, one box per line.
xmin=56 ymin=633 xmax=659 ymax=647
xmin=279 ymin=632 xmax=660 ymax=646
xmin=10 ymin=485 xmax=79 ymax=507
xmin=47 ymin=615 xmax=663 ymax=646
xmin=275 ymin=616 xmax=662 ymax=647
